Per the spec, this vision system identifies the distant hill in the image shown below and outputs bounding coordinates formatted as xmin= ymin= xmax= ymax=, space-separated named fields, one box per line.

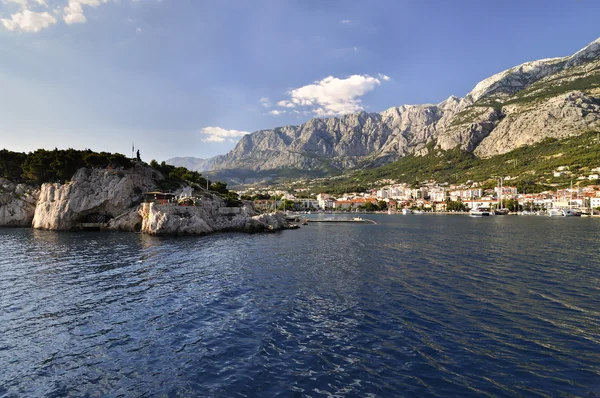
xmin=205 ymin=37 xmax=600 ymax=183
xmin=165 ymin=156 xmax=214 ymax=172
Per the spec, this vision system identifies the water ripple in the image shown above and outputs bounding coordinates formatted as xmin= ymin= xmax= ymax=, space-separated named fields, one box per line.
xmin=1 ymin=216 xmax=600 ymax=397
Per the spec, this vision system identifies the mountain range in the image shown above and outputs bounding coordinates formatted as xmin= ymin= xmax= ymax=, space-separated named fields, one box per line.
xmin=167 ymin=37 xmax=600 ymax=182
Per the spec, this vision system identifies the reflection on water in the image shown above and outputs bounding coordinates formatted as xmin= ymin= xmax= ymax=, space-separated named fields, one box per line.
xmin=1 ymin=215 xmax=600 ymax=397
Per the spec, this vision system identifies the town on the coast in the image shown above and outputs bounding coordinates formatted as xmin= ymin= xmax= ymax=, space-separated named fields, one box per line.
xmin=237 ymin=165 xmax=600 ymax=216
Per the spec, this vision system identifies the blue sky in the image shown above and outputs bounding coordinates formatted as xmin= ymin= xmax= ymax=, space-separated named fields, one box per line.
xmin=1 ymin=0 xmax=599 ymax=162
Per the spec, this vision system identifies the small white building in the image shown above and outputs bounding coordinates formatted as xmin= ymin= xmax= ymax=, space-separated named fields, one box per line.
xmin=317 ymin=193 xmax=331 ymax=209
xmin=465 ymin=199 xmax=497 ymax=209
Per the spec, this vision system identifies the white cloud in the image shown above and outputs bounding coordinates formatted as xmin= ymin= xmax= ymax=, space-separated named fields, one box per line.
xmin=277 ymin=100 xmax=296 ymax=108
xmin=340 ymin=19 xmax=352 ymax=24
xmin=274 ymin=74 xmax=388 ymax=117
xmin=63 ymin=0 xmax=107 ymax=25
xmin=378 ymin=74 xmax=390 ymax=81
xmin=1 ymin=9 xmax=56 ymax=32
xmin=259 ymin=97 xmax=271 ymax=108
xmin=269 ymin=110 xmax=285 ymax=116
xmin=200 ymin=126 xmax=250 ymax=143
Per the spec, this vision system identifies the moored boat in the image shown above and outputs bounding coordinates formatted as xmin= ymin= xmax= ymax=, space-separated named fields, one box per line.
xmin=470 ymin=208 xmax=491 ymax=217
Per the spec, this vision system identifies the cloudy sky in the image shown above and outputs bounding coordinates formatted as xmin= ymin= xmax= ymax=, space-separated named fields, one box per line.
xmin=1 ymin=0 xmax=599 ymax=162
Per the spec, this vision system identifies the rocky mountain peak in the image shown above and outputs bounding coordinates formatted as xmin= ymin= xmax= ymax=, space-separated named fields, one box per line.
xmin=566 ymin=37 xmax=600 ymax=67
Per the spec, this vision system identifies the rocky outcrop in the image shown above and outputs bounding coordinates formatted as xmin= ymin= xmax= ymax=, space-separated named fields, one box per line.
xmin=0 ymin=179 xmax=39 ymax=227
xmin=106 ymin=209 xmax=143 ymax=232
xmin=1 ymin=163 xmax=294 ymax=236
xmin=140 ymin=198 xmax=290 ymax=236
xmin=32 ymin=164 xmax=157 ymax=230
xmin=205 ymin=37 xmax=600 ymax=175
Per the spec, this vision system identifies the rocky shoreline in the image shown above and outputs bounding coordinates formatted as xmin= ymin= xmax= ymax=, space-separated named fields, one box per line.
xmin=0 ymin=165 xmax=292 ymax=236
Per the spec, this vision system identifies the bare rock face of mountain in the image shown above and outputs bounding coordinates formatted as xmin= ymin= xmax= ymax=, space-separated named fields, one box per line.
xmin=207 ymin=37 xmax=600 ymax=173
xmin=474 ymin=90 xmax=600 ymax=157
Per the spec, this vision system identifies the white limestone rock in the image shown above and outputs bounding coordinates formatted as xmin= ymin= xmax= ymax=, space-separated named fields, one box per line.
xmin=0 ymin=179 xmax=39 ymax=227
xmin=140 ymin=199 xmax=289 ymax=236
xmin=107 ymin=209 xmax=143 ymax=232
xmin=32 ymin=164 xmax=157 ymax=230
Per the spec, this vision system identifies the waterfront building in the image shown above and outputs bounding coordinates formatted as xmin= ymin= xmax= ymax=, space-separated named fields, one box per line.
xmin=317 ymin=193 xmax=332 ymax=209
xmin=494 ymin=186 xmax=518 ymax=198
xmin=428 ymin=188 xmax=446 ymax=202
xmin=449 ymin=188 xmax=482 ymax=201
xmin=465 ymin=199 xmax=497 ymax=209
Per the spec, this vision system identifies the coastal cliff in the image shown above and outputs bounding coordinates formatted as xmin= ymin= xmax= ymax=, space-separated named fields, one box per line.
xmin=0 ymin=179 xmax=39 ymax=227
xmin=0 ymin=163 xmax=290 ymax=235
xmin=32 ymin=165 xmax=157 ymax=231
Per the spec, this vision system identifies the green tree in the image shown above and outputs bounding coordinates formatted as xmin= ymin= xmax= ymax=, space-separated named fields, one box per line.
xmin=0 ymin=150 xmax=27 ymax=181
xmin=210 ymin=181 xmax=229 ymax=194
xmin=363 ymin=201 xmax=378 ymax=212
xmin=504 ymin=198 xmax=520 ymax=212
xmin=446 ymin=200 xmax=467 ymax=212
xmin=223 ymin=191 xmax=242 ymax=207
xmin=277 ymin=199 xmax=295 ymax=211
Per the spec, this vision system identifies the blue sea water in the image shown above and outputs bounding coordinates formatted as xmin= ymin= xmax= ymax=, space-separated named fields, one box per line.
xmin=1 ymin=214 xmax=599 ymax=397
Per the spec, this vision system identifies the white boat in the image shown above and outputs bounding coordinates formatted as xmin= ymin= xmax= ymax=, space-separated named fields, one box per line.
xmin=563 ymin=208 xmax=579 ymax=217
xmin=402 ymin=208 xmax=412 ymax=215
xmin=548 ymin=208 xmax=579 ymax=217
xmin=548 ymin=209 xmax=563 ymax=217
xmin=470 ymin=208 xmax=491 ymax=217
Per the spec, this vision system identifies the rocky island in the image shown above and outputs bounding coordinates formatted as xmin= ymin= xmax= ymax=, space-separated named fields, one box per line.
xmin=0 ymin=158 xmax=290 ymax=236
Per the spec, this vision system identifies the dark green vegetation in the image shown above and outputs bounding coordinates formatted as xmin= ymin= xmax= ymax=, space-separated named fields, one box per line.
xmin=149 ymin=159 xmax=210 ymax=191
xmin=0 ymin=148 xmax=133 ymax=184
xmin=304 ymin=130 xmax=600 ymax=195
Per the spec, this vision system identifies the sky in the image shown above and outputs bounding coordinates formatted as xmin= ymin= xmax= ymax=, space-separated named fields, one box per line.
xmin=1 ymin=0 xmax=599 ymax=163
